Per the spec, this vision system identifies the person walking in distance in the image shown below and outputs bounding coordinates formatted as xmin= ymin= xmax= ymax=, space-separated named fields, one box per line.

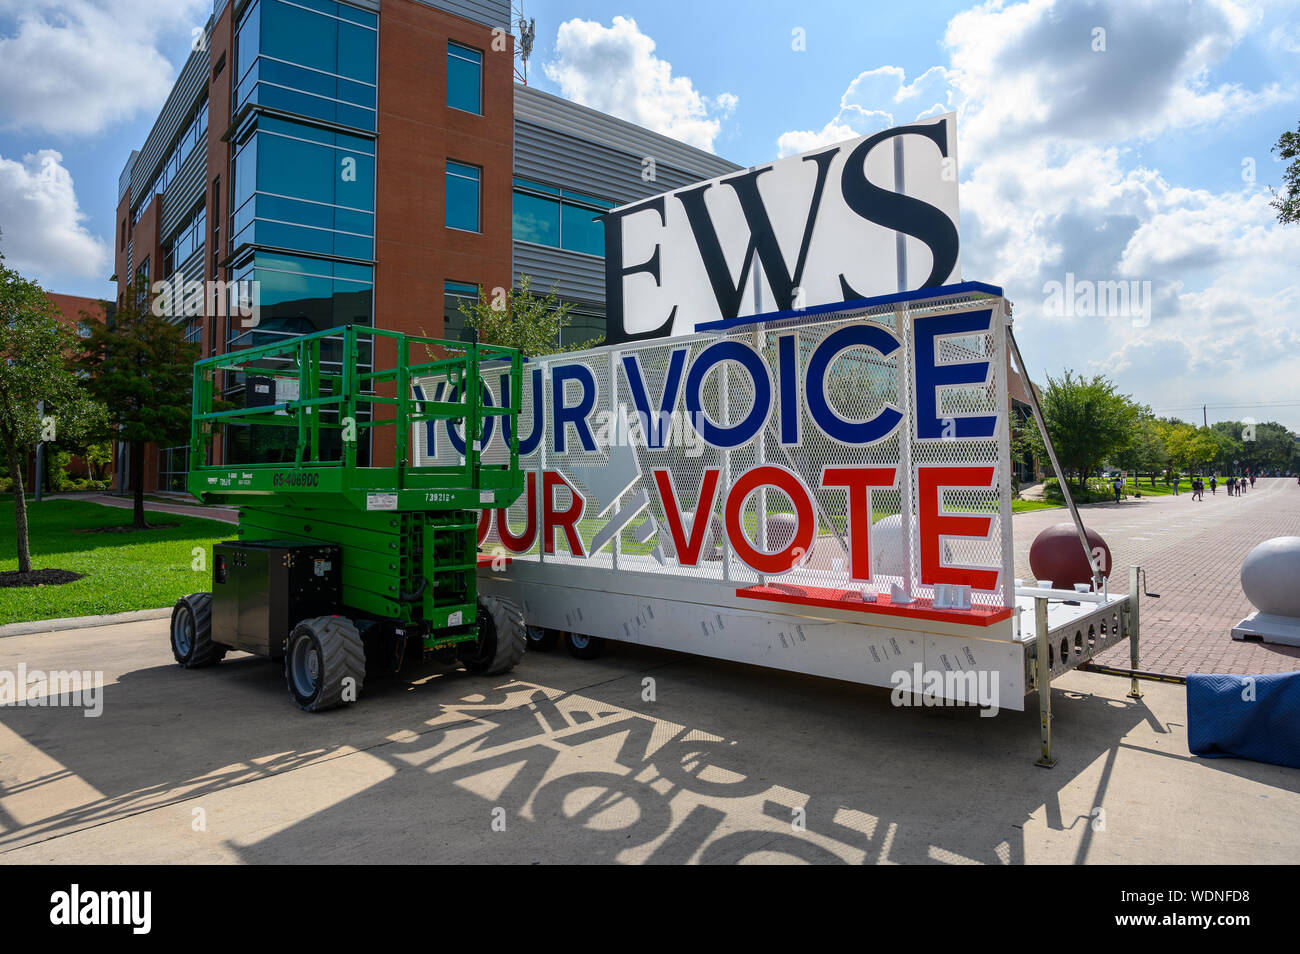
xmin=1210 ymin=475 xmax=1217 ymax=495
xmin=1192 ymin=476 xmax=1204 ymax=501
xmin=1250 ymin=473 xmax=1256 ymax=490
xmin=1227 ymin=475 xmax=1236 ymax=497
xmin=1173 ymin=474 xmax=1181 ymax=495
xmin=1113 ymin=476 xmax=1124 ymax=503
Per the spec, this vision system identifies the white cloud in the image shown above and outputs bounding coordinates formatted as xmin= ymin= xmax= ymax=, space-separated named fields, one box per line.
xmin=0 ymin=149 xmax=110 ymax=282
xmin=0 ymin=0 xmax=209 ymax=136
xmin=776 ymin=0 xmax=1300 ymax=428
xmin=942 ymin=0 xmax=1280 ymax=158
xmin=777 ymin=65 xmax=958 ymax=157
xmin=543 ymin=16 xmax=737 ymax=153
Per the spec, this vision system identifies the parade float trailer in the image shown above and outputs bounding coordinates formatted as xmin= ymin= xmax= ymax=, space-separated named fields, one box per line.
xmin=455 ymin=116 xmax=1144 ymax=764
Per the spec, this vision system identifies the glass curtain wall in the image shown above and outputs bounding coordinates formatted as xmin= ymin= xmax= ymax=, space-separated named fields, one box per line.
xmin=225 ymin=0 xmax=378 ymax=467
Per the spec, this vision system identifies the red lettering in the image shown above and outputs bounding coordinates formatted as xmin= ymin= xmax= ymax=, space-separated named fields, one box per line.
xmin=724 ymin=465 xmax=815 ymax=575
xmin=497 ymin=471 xmax=538 ymax=552
xmin=916 ymin=465 xmax=998 ymax=589
xmin=820 ymin=466 xmax=897 ymax=581
xmin=653 ymin=468 xmax=722 ymax=566
xmin=543 ymin=471 xmax=585 ymax=556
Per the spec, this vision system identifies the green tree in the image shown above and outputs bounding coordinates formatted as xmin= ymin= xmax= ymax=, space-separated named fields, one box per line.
xmin=79 ymin=282 xmax=198 ymax=529
xmin=1208 ymin=422 xmax=1241 ymax=474
xmin=1271 ymin=119 xmax=1300 ymax=225
xmin=0 ymin=253 xmax=104 ymax=571
xmin=83 ymin=440 xmax=113 ymax=483
xmin=1022 ymin=370 xmax=1140 ymax=490
xmin=1215 ymin=419 xmax=1299 ymax=473
xmin=1115 ymin=415 xmax=1166 ymax=485
xmin=451 ymin=275 xmax=602 ymax=357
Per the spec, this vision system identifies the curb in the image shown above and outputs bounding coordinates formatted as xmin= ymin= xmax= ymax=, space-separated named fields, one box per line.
xmin=0 ymin=608 xmax=172 ymax=639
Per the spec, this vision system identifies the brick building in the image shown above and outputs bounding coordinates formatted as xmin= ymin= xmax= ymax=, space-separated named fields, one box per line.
xmin=114 ymin=0 xmax=738 ymax=492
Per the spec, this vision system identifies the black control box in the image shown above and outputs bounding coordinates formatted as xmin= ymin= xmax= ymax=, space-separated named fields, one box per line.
xmin=212 ymin=541 xmax=341 ymax=659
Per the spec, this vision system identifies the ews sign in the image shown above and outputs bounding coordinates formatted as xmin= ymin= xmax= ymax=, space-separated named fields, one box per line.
xmin=601 ymin=114 xmax=960 ymax=344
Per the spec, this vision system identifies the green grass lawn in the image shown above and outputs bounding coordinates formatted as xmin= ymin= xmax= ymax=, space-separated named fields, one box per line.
xmin=1120 ymin=477 xmax=1180 ymax=497
xmin=1011 ymin=499 xmax=1061 ymax=512
xmin=0 ymin=498 xmax=232 ymax=625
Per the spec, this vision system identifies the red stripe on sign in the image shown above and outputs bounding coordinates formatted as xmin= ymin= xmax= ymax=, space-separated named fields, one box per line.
xmin=735 ymin=584 xmax=1013 ymax=626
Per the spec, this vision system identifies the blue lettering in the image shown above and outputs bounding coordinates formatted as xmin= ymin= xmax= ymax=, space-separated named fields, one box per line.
xmin=912 ymin=310 xmax=997 ymax=440
xmin=684 ymin=340 xmax=771 ymax=449
xmin=552 ymin=363 xmax=598 ymax=453
xmin=805 ymin=324 xmax=902 ymax=445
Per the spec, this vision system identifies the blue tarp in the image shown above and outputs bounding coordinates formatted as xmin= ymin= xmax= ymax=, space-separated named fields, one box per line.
xmin=1187 ymin=672 xmax=1300 ymax=769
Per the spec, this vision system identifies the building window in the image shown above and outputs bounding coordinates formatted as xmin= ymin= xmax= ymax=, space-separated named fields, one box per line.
xmin=229 ymin=115 xmax=376 ymax=261
xmin=443 ymin=281 xmax=479 ymax=342
xmin=134 ymin=259 xmax=150 ymax=310
xmin=163 ymin=202 xmax=207 ymax=278
xmin=130 ymin=98 xmax=208 ymax=228
xmin=446 ymin=161 xmax=481 ymax=233
xmin=512 ymin=178 xmax=613 ymax=256
xmin=562 ymin=305 xmax=605 ymax=348
xmin=159 ymin=446 xmax=190 ymax=493
xmin=235 ymin=0 xmax=379 ymax=133
xmin=211 ymin=177 xmax=221 ymax=278
xmin=227 ymin=250 xmax=373 ymax=350
xmin=447 ymin=42 xmax=482 ymax=115
xmin=120 ymin=219 xmax=126 ymax=251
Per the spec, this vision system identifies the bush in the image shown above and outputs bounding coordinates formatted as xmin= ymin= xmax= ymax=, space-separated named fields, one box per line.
xmin=1043 ymin=477 xmax=1112 ymax=504
xmin=64 ymin=477 xmax=110 ymax=492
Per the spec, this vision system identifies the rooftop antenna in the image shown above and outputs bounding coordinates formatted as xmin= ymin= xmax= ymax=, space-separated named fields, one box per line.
xmin=514 ymin=3 xmax=535 ymax=84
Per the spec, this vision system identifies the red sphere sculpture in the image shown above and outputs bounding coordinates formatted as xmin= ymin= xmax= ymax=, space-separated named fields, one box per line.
xmin=1028 ymin=522 xmax=1112 ymax=589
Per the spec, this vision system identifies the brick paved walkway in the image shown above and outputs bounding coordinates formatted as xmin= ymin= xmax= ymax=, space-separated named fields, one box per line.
xmin=1011 ymin=477 xmax=1300 ymax=676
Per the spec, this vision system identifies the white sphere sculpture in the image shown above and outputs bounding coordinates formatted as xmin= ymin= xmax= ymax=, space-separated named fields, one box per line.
xmin=1241 ymin=536 xmax=1300 ymax=618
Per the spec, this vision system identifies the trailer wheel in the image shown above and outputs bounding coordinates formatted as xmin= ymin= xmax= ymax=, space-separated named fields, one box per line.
xmin=461 ymin=596 xmax=526 ymax=675
xmin=170 ymin=593 xmax=226 ymax=668
xmin=285 ymin=616 xmax=365 ymax=712
xmin=565 ymin=632 xmax=606 ymax=660
xmin=527 ymin=625 xmax=560 ymax=652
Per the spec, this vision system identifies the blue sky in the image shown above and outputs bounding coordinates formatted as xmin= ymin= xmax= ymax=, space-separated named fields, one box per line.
xmin=2 ymin=0 xmax=1298 ymax=429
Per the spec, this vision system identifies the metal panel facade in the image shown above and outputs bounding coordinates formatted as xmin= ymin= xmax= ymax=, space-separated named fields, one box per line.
xmin=129 ymin=43 xmax=209 ymax=211
xmin=512 ymin=85 xmax=744 ymax=307
xmin=411 ymin=0 xmax=509 ymax=30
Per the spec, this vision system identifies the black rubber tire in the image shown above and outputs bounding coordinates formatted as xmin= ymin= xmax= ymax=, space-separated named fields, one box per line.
xmin=284 ymin=616 xmax=366 ymax=712
xmin=527 ymin=625 xmax=560 ymax=652
xmin=565 ymin=632 xmax=607 ymax=660
xmin=170 ymin=593 xmax=226 ymax=668
xmin=461 ymin=596 xmax=527 ymax=675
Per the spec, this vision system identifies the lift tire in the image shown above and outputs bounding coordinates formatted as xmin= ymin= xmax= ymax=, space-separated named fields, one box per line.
xmin=462 ymin=596 xmax=527 ymax=675
xmin=171 ymin=593 xmax=226 ymax=668
xmin=285 ymin=616 xmax=366 ymax=712
xmin=565 ymin=632 xmax=607 ymax=660
xmin=526 ymin=625 xmax=560 ymax=652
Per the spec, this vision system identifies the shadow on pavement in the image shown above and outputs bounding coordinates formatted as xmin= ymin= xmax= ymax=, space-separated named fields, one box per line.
xmin=8 ymin=639 xmax=1289 ymax=864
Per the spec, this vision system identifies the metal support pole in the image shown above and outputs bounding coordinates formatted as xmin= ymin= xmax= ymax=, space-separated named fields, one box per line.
xmin=1006 ymin=322 xmax=1103 ymax=592
xmin=1034 ymin=596 xmax=1056 ymax=767
xmin=1127 ymin=565 xmax=1143 ymax=699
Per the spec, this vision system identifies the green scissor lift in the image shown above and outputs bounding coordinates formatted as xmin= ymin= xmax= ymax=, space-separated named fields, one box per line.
xmin=168 ymin=325 xmax=527 ymax=711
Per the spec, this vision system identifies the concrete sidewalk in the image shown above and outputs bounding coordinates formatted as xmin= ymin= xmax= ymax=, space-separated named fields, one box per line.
xmin=83 ymin=493 xmax=238 ymax=525
xmin=0 ymin=618 xmax=1295 ymax=864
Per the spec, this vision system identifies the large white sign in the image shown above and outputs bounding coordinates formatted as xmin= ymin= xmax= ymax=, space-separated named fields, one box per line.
xmin=602 ymin=114 xmax=960 ymax=344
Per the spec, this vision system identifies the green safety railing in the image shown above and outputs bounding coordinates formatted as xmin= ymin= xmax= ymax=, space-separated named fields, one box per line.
xmin=187 ymin=325 xmax=523 ymax=511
